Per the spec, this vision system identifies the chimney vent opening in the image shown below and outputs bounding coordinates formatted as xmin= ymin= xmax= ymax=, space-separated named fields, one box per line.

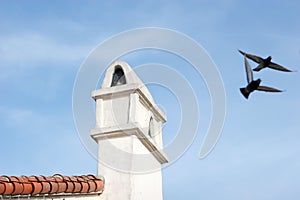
xmin=111 ymin=66 xmax=126 ymax=87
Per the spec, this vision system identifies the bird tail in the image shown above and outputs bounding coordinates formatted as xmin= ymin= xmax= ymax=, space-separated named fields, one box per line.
xmin=240 ymin=87 xmax=250 ymax=99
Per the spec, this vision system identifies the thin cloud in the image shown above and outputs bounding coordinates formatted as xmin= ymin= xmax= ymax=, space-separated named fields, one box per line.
xmin=0 ymin=33 xmax=91 ymax=66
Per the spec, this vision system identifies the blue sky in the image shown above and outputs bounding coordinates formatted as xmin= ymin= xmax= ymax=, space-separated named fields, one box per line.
xmin=1 ymin=0 xmax=300 ymax=199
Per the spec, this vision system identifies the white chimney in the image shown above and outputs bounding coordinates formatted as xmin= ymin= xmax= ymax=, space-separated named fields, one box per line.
xmin=90 ymin=61 xmax=168 ymax=200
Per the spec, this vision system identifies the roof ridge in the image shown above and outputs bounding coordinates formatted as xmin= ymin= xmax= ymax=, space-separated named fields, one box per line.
xmin=0 ymin=174 xmax=104 ymax=197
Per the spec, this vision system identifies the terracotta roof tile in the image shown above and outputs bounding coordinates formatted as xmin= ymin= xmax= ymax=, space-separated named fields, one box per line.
xmin=0 ymin=174 xmax=104 ymax=197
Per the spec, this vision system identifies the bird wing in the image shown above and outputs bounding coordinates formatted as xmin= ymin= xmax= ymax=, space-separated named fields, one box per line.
xmin=253 ymin=63 xmax=265 ymax=72
xmin=269 ymin=62 xmax=294 ymax=72
xmin=257 ymin=86 xmax=283 ymax=92
xmin=244 ymin=56 xmax=253 ymax=83
xmin=238 ymin=50 xmax=264 ymax=64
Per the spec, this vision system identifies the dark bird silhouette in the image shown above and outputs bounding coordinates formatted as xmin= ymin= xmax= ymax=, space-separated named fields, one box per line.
xmin=240 ymin=56 xmax=283 ymax=99
xmin=238 ymin=50 xmax=294 ymax=72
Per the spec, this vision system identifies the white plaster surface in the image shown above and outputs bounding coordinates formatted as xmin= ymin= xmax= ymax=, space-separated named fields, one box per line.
xmin=91 ymin=61 xmax=168 ymax=200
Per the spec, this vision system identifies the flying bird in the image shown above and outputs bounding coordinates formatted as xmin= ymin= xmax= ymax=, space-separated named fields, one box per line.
xmin=238 ymin=50 xmax=294 ymax=72
xmin=240 ymin=56 xmax=283 ymax=99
